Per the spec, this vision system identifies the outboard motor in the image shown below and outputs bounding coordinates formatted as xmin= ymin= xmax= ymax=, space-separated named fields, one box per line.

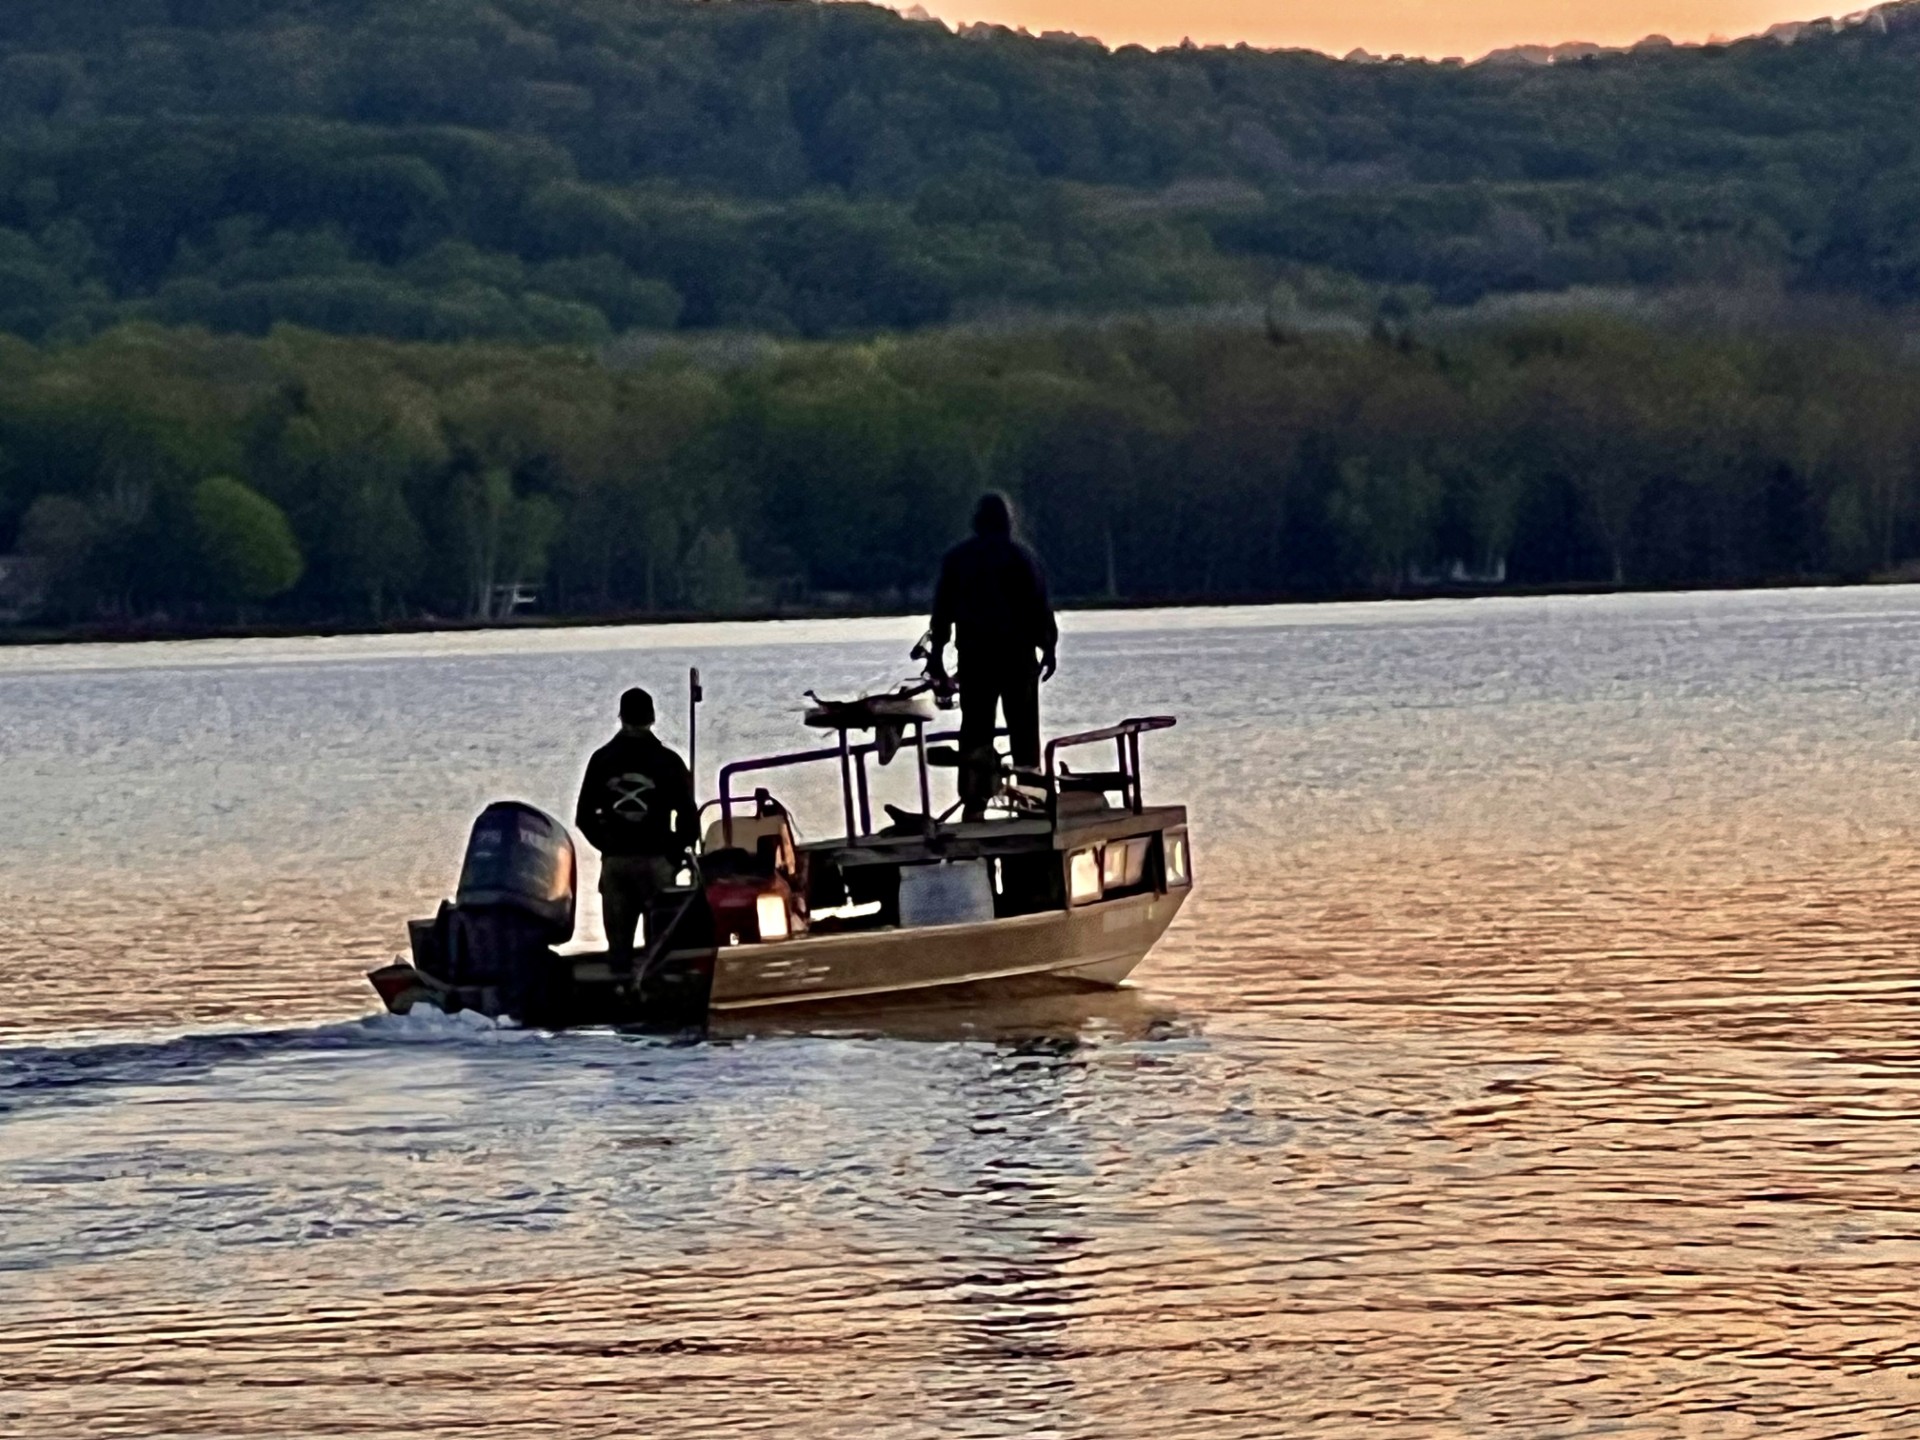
xmin=456 ymin=801 xmax=576 ymax=938
xmin=413 ymin=801 xmax=577 ymax=1016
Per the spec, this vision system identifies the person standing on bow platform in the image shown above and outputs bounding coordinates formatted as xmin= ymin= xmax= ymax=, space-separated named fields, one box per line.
xmin=928 ymin=493 xmax=1059 ymax=823
xmin=575 ymin=687 xmax=697 ymax=968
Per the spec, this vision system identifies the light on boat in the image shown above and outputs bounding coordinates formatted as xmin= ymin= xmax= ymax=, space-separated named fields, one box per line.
xmin=1102 ymin=838 xmax=1149 ymax=890
xmin=1165 ymin=830 xmax=1191 ymax=888
xmin=1068 ymin=847 xmax=1103 ymax=905
xmin=811 ymin=899 xmax=883 ymax=922
xmin=755 ymin=892 xmax=792 ymax=942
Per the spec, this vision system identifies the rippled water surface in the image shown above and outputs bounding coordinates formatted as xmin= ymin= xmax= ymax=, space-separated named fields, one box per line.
xmin=7 ymin=590 xmax=1920 ymax=1438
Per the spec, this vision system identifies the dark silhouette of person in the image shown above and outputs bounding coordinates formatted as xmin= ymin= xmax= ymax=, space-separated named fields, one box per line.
xmin=928 ymin=493 xmax=1058 ymax=822
xmin=575 ymin=687 xmax=697 ymax=966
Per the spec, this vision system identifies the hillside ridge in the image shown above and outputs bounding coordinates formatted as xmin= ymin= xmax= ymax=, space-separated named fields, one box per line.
xmin=896 ymin=0 xmax=1920 ymax=64
xmin=1472 ymin=0 xmax=1919 ymax=67
xmin=0 ymin=0 xmax=1912 ymax=349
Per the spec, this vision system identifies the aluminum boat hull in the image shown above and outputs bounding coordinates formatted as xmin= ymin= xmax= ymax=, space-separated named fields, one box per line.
xmin=709 ymin=886 xmax=1187 ymax=1011
xmin=369 ymin=886 xmax=1186 ymax=1027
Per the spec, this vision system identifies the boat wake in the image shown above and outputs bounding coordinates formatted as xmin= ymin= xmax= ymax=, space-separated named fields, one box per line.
xmin=0 ymin=1009 xmax=540 ymax=1115
xmin=2 ymin=984 xmax=1190 ymax=1124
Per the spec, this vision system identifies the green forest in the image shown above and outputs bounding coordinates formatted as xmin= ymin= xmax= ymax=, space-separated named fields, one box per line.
xmin=0 ymin=0 xmax=1915 ymax=343
xmin=2 ymin=0 xmax=1920 ymax=630
xmin=7 ymin=310 xmax=1920 ymax=628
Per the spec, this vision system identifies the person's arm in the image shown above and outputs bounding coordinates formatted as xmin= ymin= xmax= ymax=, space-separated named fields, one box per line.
xmin=1029 ymin=548 xmax=1059 ymax=681
xmin=928 ymin=549 xmax=957 ymax=676
xmin=671 ymin=756 xmax=699 ymax=854
xmin=575 ymin=750 xmax=611 ymax=852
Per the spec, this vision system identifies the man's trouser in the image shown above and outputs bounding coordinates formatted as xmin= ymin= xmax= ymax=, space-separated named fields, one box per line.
xmin=600 ymin=854 xmax=680 ymax=965
xmin=958 ymin=649 xmax=1040 ymax=814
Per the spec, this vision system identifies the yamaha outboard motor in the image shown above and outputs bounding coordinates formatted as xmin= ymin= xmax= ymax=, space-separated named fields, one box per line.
xmin=413 ymin=802 xmax=577 ymax=1016
xmin=456 ymin=801 xmax=576 ymax=937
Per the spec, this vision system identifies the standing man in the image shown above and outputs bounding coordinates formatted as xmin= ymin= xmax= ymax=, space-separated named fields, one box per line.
xmin=575 ymin=686 xmax=698 ymax=967
xmin=928 ymin=493 xmax=1059 ymax=822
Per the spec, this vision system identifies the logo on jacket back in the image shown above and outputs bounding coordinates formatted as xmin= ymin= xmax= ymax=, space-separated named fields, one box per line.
xmin=609 ymin=772 xmax=656 ymax=822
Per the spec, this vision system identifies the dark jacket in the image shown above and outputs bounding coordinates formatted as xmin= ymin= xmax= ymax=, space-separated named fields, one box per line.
xmin=931 ymin=533 xmax=1058 ymax=660
xmin=574 ymin=728 xmax=697 ymax=857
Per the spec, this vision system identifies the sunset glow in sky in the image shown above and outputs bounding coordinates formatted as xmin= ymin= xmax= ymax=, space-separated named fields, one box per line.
xmin=898 ymin=1 xmax=1842 ymax=58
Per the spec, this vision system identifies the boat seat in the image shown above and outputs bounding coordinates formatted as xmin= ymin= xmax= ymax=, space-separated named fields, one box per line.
xmin=1057 ymin=770 xmax=1130 ymax=793
xmin=1056 ymin=790 xmax=1113 ymax=816
xmin=701 ymin=843 xmax=772 ymax=879
xmin=881 ymin=804 xmax=933 ymax=835
xmin=703 ymin=811 xmax=797 ymax=875
xmin=804 ymin=691 xmax=936 ymax=731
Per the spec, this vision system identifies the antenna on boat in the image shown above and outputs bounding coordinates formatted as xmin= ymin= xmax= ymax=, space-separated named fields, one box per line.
xmin=689 ymin=666 xmax=704 ymax=802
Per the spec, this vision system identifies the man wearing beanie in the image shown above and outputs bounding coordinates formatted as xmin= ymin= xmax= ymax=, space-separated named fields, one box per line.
xmin=574 ymin=686 xmax=698 ymax=968
xmin=927 ymin=492 xmax=1058 ymax=823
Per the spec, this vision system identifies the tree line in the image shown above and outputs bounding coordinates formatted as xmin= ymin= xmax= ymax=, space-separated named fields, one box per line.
xmin=0 ymin=0 xmax=1915 ymax=348
xmin=5 ymin=308 xmax=1920 ymax=630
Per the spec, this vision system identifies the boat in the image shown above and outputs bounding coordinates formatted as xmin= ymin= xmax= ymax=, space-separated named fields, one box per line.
xmin=368 ymin=669 xmax=1192 ymax=1029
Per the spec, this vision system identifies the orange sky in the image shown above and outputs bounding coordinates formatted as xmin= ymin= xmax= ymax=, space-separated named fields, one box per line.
xmin=896 ymin=1 xmax=1840 ymax=58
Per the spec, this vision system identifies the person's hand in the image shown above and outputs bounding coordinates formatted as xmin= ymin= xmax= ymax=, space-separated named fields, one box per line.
xmin=1040 ymin=648 xmax=1057 ymax=683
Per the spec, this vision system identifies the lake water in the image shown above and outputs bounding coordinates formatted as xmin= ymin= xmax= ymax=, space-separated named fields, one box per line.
xmin=5 ymin=589 xmax=1920 ymax=1438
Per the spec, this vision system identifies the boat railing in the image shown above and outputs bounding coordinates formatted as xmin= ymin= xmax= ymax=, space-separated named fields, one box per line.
xmin=1045 ymin=716 xmax=1177 ymax=816
xmin=715 ymin=719 xmax=993 ymax=845
xmin=716 ymin=736 xmax=878 ymax=847
xmin=714 ymin=714 xmax=1176 ymax=843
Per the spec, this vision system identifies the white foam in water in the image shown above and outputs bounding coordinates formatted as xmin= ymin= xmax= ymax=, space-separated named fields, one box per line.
xmin=357 ymin=1007 xmax=527 ymax=1041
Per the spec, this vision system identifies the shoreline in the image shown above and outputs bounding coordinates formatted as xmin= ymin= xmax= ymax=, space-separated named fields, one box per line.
xmin=0 ymin=573 xmax=1882 ymax=650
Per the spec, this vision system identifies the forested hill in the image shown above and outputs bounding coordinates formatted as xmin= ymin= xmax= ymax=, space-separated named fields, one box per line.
xmin=0 ymin=0 xmax=1918 ymax=345
xmin=6 ymin=3 xmax=1920 ymax=634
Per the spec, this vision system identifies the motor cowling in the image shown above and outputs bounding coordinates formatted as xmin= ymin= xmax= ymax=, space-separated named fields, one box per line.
xmin=456 ymin=801 xmax=576 ymax=943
